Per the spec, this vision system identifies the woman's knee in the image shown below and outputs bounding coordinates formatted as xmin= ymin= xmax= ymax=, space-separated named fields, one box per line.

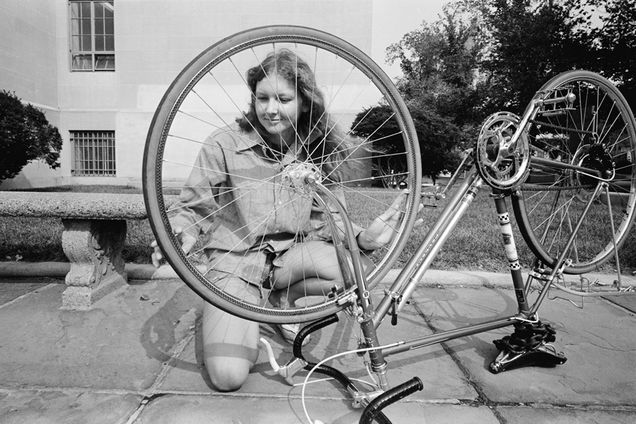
xmin=201 ymin=294 xmax=260 ymax=391
xmin=273 ymin=241 xmax=342 ymax=284
xmin=204 ymin=356 xmax=252 ymax=392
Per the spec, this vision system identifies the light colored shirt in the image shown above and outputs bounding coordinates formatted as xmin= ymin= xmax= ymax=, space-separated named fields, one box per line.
xmin=170 ymin=124 xmax=359 ymax=284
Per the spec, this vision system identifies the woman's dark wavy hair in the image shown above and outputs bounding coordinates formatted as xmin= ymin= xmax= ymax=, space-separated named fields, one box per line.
xmin=236 ymin=48 xmax=356 ymax=182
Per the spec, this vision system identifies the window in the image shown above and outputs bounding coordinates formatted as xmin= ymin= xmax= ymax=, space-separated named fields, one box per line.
xmin=70 ymin=131 xmax=116 ymax=176
xmin=69 ymin=1 xmax=115 ymax=71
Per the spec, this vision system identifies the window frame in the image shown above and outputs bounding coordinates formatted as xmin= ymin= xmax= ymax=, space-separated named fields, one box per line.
xmin=70 ymin=130 xmax=117 ymax=177
xmin=68 ymin=0 xmax=115 ymax=72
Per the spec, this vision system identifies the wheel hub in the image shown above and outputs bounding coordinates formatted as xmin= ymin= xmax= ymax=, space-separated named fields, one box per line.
xmin=577 ymin=143 xmax=615 ymax=185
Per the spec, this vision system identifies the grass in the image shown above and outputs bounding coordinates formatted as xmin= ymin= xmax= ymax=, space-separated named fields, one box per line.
xmin=1 ymin=184 xmax=634 ymax=274
xmin=395 ymin=188 xmax=636 ymax=273
xmin=377 ymin=189 xmax=535 ymax=272
xmin=1 ymin=185 xmax=154 ymax=264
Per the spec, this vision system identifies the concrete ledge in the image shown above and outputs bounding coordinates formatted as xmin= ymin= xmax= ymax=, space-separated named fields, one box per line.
xmin=2 ymin=262 xmax=633 ymax=289
xmin=0 ymin=191 xmax=147 ymax=219
xmin=0 ymin=262 xmax=181 ymax=281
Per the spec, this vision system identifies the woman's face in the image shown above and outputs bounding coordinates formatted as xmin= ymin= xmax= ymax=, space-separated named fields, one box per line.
xmin=254 ymin=73 xmax=303 ymax=146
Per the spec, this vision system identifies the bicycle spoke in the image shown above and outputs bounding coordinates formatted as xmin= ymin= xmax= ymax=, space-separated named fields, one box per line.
xmin=514 ymin=71 xmax=636 ymax=273
xmin=143 ymin=26 xmax=420 ymax=322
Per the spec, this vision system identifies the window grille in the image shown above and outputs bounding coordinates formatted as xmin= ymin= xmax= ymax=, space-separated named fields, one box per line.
xmin=70 ymin=131 xmax=116 ymax=176
xmin=69 ymin=1 xmax=115 ymax=71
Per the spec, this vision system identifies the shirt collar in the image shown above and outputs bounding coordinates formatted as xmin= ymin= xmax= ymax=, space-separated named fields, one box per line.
xmin=235 ymin=127 xmax=326 ymax=153
xmin=236 ymin=129 xmax=266 ymax=152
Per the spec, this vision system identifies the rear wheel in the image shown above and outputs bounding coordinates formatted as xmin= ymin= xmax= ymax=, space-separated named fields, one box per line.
xmin=143 ymin=25 xmax=421 ymax=323
xmin=512 ymin=70 xmax=636 ymax=274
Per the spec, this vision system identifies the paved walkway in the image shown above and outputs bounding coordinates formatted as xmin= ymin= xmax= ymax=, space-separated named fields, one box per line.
xmin=1 ymin=269 xmax=635 ymax=424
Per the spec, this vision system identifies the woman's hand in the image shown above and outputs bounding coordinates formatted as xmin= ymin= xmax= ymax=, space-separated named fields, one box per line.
xmin=356 ymin=190 xmax=422 ymax=251
xmin=150 ymin=227 xmax=197 ymax=268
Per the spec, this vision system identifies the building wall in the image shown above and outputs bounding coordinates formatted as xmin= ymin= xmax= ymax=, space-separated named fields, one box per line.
xmin=0 ymin=0 xmax=64 ymax=188
xmin=0 ymin=0 xmax=373 ymax=189
xmin=0 ymin=0 xmax=58 ymax=107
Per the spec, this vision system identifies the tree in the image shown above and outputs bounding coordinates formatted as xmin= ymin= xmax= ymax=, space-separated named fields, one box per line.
xmin=350 ymin=104 xmax=462 ymax=185
xmin=386 ymin=2 xmax=484 ymax=127
xmin=582 ymin=0 xmax=636 ymax=107
xmin=476 ymin=0 xmax=636 ymax=113
xmin=380 ymin=0 xmax=636 ymax=183
xmin=383 ymin=1 xmax=486 ymax=178
xmin=478 ymin=0 xmax=594 ymax=114
xmin=0 ymin=90 xmax=62 ymax=181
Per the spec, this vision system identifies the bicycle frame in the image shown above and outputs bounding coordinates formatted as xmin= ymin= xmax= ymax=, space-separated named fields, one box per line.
xmin=312 ymin=165 xmax=526 ymax=387
xmin=303 ymin=88 xmax=623 ymax=393
xmin=142 ymin=27 xmax=636 ymax=420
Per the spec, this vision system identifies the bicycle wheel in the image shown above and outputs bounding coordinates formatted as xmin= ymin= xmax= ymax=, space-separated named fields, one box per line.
xmin=143 ymin=25 xmax=421 ymax=323
xmin=512 ymin=70 xmax=636 ymax=274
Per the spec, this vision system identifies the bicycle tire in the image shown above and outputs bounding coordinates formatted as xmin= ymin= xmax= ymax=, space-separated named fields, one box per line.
xmin=143 ymin=25 xmax=421 ymax=323
xmin=512 ymin=70 xmax=636 ymax=274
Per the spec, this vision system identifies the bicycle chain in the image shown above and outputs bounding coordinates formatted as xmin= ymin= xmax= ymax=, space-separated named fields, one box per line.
xmin=520 ymin=183 xmax=594 ymax=192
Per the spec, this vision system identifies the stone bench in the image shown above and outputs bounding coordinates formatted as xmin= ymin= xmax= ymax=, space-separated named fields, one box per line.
xmin=0 ymin=191 xmax=149 ymax=310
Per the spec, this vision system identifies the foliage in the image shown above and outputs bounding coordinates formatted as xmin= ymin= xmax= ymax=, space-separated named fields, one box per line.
xmin=382 ymin=0 xmax=636 ymax=176
xmin=350 ymin=104 xmax=462 ymax=184
xmin=382 ymin=1 xmax=487 ymax=178
xmin=582 ymin=0 xmax=636 ymax=107
xmin=0 ymin=90 xmax=62 ymax=181
xmin=479 ymin=0 xmax=592 ymax=113
xmin=477 ymin=0 xmax=636 ymax=112
xmin=386 ymin=1 xmax=485 ymax=127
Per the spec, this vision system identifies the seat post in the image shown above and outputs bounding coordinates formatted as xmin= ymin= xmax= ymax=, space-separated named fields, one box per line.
xmin=492 ymin=193 xmax=531 ymax=315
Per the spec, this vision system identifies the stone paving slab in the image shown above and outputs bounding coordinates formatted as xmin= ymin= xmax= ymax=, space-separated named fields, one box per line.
xmin=605 ymin=294 xmax=636 ymax=314
xmin=0 ymin=278 xmax=52 ymax=305
xmin=413 ymin=285 xmax=636 ymax=406
xmin=158 ymin=290 xmax=477 ymax=402
xmin=496 ymin=405 xmax=636 ymax=424
xmin=0 ymin=390 xmax=141 ymax=424
xmin=1 ymin=275 xmax=636 ymax=423
xmin=133 ymin=395 xmax=500 ymax=424
xmin=0 ymin=279 xmax=201 ymax=391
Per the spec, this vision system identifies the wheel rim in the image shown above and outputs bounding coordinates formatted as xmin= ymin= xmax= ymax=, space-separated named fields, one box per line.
xmin=143 ymin=26 xmax=421 ymax=323
xmin=515 ymin=72 xmax=636 ymax=274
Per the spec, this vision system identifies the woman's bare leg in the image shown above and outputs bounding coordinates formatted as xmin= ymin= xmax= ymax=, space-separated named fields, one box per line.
xmin=201 ymin=276 xmax=260 ymax=391
xmin=270 ymin=240 xmax=372 ymax=306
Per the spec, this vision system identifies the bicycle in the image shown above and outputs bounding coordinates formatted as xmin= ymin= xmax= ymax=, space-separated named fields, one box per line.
xmin=143 ymin=25 xmax=636 ymax=424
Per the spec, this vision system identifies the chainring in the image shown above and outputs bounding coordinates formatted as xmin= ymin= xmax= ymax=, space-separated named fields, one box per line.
xmin=475 ymin=112 xmax=531 ymax=191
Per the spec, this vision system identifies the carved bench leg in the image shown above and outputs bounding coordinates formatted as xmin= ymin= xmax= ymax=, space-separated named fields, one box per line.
xmin=61 ymin=219 xmax=127 ymax=310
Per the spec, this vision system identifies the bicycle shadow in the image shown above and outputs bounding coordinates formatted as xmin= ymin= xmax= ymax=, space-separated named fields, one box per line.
xmin=303 ymin=280 xmax=525 ymax=376
xmin=136 ymin=277 xmax=526 ymax=393
xmin=409 ymin=281 xmax=531 ymax=369
xmin=138 ymin=284 xmax=356 ymax=391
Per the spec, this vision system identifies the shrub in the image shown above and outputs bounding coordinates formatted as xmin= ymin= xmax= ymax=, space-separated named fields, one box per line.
xmin=0 ymin=90 xmax=63 ymax=181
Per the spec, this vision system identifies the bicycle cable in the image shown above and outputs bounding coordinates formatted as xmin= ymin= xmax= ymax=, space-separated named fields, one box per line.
xmin=300 ymin=341 xmax=404 ymax=424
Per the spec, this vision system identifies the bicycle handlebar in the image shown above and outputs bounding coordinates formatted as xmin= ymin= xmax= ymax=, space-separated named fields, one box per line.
xmin=358 ymin=377 xmax=423 ymax=424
